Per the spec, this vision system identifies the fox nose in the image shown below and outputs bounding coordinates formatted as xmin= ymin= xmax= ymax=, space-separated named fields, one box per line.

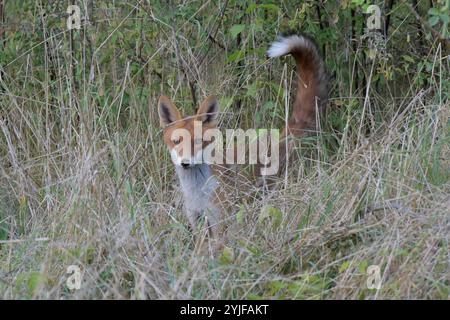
xmin=180 ymin=160 xmax=190 ymax=168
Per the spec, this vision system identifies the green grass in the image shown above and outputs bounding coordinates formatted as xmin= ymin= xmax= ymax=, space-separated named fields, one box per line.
xmin=0 ymin=0 xmax=449 ymax=299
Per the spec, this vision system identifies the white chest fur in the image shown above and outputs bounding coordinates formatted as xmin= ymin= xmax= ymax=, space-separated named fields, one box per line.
xmin=176 ymin=163 xmax=219 ymax=215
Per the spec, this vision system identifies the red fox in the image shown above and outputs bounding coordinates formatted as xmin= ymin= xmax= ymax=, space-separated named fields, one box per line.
xmin=158 ymin=34 xmax=327 ymax=239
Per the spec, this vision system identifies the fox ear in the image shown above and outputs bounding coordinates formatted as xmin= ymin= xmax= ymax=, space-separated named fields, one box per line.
xmin=196 ymin=96 xmax=219 ymax=124
xmin=158 ymin=95 xmax=181 ymax=127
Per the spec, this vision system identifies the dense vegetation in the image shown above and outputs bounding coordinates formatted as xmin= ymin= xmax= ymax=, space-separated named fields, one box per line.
xmin=0 ymin=0 xmax=449 ymax=299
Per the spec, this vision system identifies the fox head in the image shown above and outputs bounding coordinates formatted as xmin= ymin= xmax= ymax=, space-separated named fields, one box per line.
xmin=158 ymin=95 xmax=219 ymax=169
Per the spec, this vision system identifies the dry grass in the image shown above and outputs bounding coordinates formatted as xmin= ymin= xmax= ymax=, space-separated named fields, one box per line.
xmin=0 ymin=1 xmax=449 ymax=299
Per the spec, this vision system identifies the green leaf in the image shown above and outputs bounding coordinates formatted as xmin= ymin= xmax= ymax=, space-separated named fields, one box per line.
xmin=262 ymin=100 xmax=276 ymax=112
xmin=358 ymin=260 xmax=369 ymax=274
xmin=219 ymin=246 xmax=234 ymax=264
xmin=259 ymin=205 xmax=283 ymax=228
xmin=246 ymin=82 xmax=258 ymax=98
xmin=247 ymin=293 xmax=265 ymax=300
xmin=258 ymin=4 xmax=280 ymax=12
xmin=230 ymin=24 xmax=245 ymax=39
xmin=339 ymin=261 xmax=351 ymax=272
xmin=402 ymin=55 xmax=415 ymax=63
xmin=227 ymin=50 xmax=244 ymax=63
xmin=28 ymin=272 xmax=45 ymax=293
xmin=236 ymin=205 xmax=245 ymax=224
xmin=429 ymin=16 xmax=440 ymax=27
xmin=440 ymin=14 xmax=449 ymax=24
xmin=245 ymin=3 xmax=257 ymax=14
xmin=269 ymin=280 xmax=287 ymax=295
xmin=428 ymin=8 xmax=440 ymax=16
xmin=269 ymin=206 xmax=283 ymax=227
xmin=246 ymin=3 xmax=279 ymax=14
xmin=351 ymin=0 xmax=365 ymax=7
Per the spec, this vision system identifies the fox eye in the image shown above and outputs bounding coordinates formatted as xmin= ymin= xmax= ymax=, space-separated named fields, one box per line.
xmin=172 ymin=138 xmax=181 ymax=145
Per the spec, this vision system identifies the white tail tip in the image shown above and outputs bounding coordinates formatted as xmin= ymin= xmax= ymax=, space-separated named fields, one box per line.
xmin=267 ymin=35 xmax=308 ymax=58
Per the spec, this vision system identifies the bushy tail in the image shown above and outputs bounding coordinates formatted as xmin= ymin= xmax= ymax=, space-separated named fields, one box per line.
xmin=267 ymin=34 xmax=327 ymax=138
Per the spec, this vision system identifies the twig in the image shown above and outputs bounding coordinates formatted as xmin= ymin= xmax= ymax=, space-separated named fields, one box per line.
xmin=173 ymin=33 xmax=198 ymax=106
xmin=197 ymin=0 xmax=229 ymax=67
